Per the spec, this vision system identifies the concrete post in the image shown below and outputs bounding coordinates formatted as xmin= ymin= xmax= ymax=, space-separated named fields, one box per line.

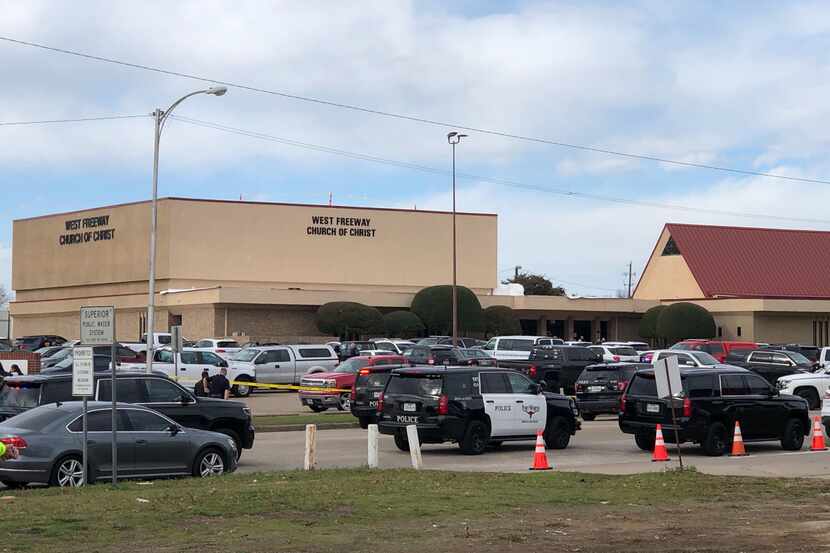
xmin=367 ymin=424 xmax=379 ymax=469
xmin=304 ymin=424 xmax=317 ymax=470
xmin=406 ymin=425 xmax=423 ymax=470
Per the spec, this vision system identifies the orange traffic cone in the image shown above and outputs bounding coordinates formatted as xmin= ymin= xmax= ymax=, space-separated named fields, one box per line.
xmin=730 ymin=421 xmax=748 ymax=457
xmin=811 ymin=416 xmax=827 ymax=452
xmin=652 ymin=424 xmax=670 ymax=462
xmin=529 ymin=430 xmax=552 ymax=471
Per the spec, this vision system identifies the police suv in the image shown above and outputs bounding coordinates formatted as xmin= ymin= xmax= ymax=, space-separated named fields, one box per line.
xmin=377 ymin=367 xmax=581 ymax=455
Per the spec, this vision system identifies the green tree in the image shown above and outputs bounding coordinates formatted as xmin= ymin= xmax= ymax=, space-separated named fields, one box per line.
xmin=411 ymin=285 xmax=483 ymax=336
xmin=502 ymin=271 xmax=565 ymax=296
xmin=656 ymin=302 xmax=716 ymax=344
xmin=316 ymin=302 xmax=384 ymax=340
xmin=639 ymin=305 xmax=666 ymax=346
xmin=482 ymin=305 xmax=521 ymax=337
xmin=383 ymin=310 xmax=425 ymax=338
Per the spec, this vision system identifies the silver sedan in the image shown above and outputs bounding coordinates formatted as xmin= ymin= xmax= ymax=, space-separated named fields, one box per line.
xmin=0 ymin=401 xmax=237 ymax=487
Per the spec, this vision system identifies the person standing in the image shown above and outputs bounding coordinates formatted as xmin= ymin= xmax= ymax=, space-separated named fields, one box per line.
xmin=194 ymin=369 xmax=211 ymax=397
xmin=209 ymin=367 xmax=231 ymax=400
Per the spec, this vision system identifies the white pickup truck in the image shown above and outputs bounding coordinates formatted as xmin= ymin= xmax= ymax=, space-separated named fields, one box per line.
xmin=227 ymin=344 xmax=339 ymax=396
xmin=123 ymin=332 xmax=174 ymax=354
xmin=776 ymin=368 xmax=830 ymax=410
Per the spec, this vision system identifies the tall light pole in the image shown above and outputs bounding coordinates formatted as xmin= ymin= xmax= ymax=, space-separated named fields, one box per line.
xmin=146 ymin=86 xmax=227 ymax=374
xmin=447 ymin=131 xmax=467 ymax=347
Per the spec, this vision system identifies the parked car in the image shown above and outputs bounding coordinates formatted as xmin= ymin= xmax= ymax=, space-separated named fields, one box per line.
xmin=575 ymin=363 xmax=648 ymax=420
xmin=377 ymin=367 xmax=580 ymax=454
xmin=40 ymin=354 xmax=137 ymax=374
xmin=480 ymin=336 xmax=559 ymax=361
xmin=776 ymin=367 xmax=830 ymax=409
xmin=435 ymin=337 xmax=489 ymax=348
xmin=0 ymin=402 xmax=237 ymax=488
xmin=122 ymin=332 xmax=175 ymax=354
xmin=14 ymin=335 xmax=67 ymax=351
xmin=147 ymin=347 xmax=229 ymax=382
xmin=498 ymin=345 xmax=602 ymax=394
xmin=191 ymin=338 xmax=242 ymax=360
xmin=227 ymin=344 xmax=338 ymax=396
xmin=41 ymin=345 xmax=145 ymax=370
xmin=298 ymin=355 xmax=407 ymax=412
xmin=0 ymin=372 xmax=255 ymax=457
xmin=371 ymin=340 xmax=415 ymax=355
xmin=648 ymin=350 xmax=725 ymax=368
xmin=588 ymin=345 xmax=640 ymax=363
xmin=0 ymin=339 xmax=12 ymax=352
xmin=619 ymin=366 xmax=810 ymax=456
xmin=415 ymin=336 xmax=450 ymax=345
xmin=338 ymin=341 xmax=377 ymax=360
xmin=764 ymin=344 xmax=821 ymax=363
xmin=350 ymin=364 xmax=410 ymax=428
xmin=670 ymin=340 xmax=758 ymax=363
xmin=34 ymin=345 xmax=67 ymax=359
xmin=403 ymin=344 xmax=453 ymax=365
xmin=726 ymin=349 xmax=815 ymax=385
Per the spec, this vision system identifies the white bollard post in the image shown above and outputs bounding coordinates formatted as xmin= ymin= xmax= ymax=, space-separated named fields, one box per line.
xmin=367 ymin=424 xmax=379 ymax=469
xmin=406 ymin=424 xmax=423 ymax=470
xmin=304 ymin=424 xmax=317 ymax=471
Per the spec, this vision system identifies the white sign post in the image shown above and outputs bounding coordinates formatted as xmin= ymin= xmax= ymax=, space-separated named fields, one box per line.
xmin=73 ymin=346 xmax=94 ymax=486
xmin=79 ymin=306 xmax=117 ymax=484
xmin=654 ymin=356 xmax=684 ymax=468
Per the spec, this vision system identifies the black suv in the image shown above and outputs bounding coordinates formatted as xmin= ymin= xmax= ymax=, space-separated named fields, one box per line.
xmin=619 ymin=367 xmax=809 ymax=456
xmin=0 ymin=372 xmax=255 ymax=457
xmin=499 ymin=345 xmax=602 ymax=394
xmin=377 ymin=367 xmax=580 ymax=455
xmin=575 ymin=362 xmax=649 ymax=420
xmin=350 ymin=364 xmax=408 ymax=428
xmin=726 ymin=349 xmax=815 ymax=384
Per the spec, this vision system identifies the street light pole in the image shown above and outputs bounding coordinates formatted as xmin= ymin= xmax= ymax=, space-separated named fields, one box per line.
xmin=447 ymin=132 xmax=467 ymax=347
xmin=145 ymin=87 xmax=227 ymax=374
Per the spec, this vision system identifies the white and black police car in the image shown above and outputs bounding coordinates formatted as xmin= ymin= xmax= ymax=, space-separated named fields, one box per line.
xmin=377 ymin=366 xmax=581 ymax=455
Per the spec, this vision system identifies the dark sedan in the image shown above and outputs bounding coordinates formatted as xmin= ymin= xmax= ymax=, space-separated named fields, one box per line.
xmin=0 ymin=402 xmax=237 ymax=488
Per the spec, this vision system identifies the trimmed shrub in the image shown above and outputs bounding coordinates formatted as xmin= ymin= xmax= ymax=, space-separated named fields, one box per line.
xmin=639 ymin=305 xmax=667 ymax=342
xmin=316 ymin=302 xmax=384 ymax=340
xmin=411 ymin=285 xmax=483 ymax=336
xmin=383 ymin=310 xmax=425 ymax=338
xmin=656 ymin=302 xmax=716 ymax=344
xmin=483 ymin=305 xmax=521 ymax=337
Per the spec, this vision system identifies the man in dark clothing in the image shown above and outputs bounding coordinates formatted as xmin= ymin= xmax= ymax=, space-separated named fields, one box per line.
xmin=209 ymin=367 xmax=231 ymax=400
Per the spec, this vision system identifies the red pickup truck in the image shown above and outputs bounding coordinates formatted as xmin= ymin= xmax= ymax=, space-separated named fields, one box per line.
xmin=298 ymin=355 xmax=407 ymax=412
xmin=670 ymin=339 xmax=757 ymax=363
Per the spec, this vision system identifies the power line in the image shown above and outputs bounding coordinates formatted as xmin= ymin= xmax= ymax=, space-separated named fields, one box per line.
xmin=0 ymin=114 xmax=148 ymax=126
xmin=2 ymin=35 xmax=829 ymax=186
xmin=169 ymin=115 xmax=830 ymax=226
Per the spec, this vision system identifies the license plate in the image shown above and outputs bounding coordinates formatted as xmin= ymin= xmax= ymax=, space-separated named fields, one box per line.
xmin=646 ymin=403 xmax=660 ymax=413
xmin=403 ymin=403 xmax=417 ymax=412
xmin=588 ymin=386 xmax=603 ymax=393
xmin=373 ymin=391 xmax=381 ymax=398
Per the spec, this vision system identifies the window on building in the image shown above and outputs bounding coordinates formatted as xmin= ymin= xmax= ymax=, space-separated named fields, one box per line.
xmin=737 ymin=326 xmax=742 ymax=337
xmin=717 ymin=326 xmax=723 ymax=338
xmin=661 ymin=237 xmax=680 ymax=256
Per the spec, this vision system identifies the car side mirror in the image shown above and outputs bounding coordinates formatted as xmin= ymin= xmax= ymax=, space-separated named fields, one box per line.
xmin=178 ymin=394 xmax=193 ymax=405
xmin=167 ymin=424 xmax=181 ymax=435
xmin=219 ymin=360 xmax=228 ymax=368
xmin=531 ymin=383 xmax=543 ymax=395
xmin=537 ymin=381 xmax=548 ymax=392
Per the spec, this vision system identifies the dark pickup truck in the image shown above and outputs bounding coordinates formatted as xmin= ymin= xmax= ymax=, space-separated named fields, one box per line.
xmin=498 ymin=345 xmax=601 ymax=395
xmin=725 ymin=349 xmax=815 ymax=385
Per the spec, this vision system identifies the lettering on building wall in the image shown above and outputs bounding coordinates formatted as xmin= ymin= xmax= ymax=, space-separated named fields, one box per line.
xmin=306 ymin=215 xmax=377 ymax=238
xmin=59 ymin=215 xmax=117 ymax=246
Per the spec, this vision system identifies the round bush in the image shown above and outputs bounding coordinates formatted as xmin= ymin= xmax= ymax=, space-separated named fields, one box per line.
xmin=483 ymin=305 xmax=521 ymax=337
xmin=411 ymin=285 xmax=483 ymax=336
xmin=656 ymin=302 xmax=716 ymax=344
xmin=383 ymin=310 xmax=425 ymax=338
xmin=316 ymin=302 xmax=384 ymax=340
xmin=639 ymin=305 xmax=666 ymax=340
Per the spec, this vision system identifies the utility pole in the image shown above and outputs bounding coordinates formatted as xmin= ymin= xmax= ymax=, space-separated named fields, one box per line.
xmin=626 ymin=262 xmax=635 ymax=298
xmin=447 ymin=132 xmax=467 ymax=347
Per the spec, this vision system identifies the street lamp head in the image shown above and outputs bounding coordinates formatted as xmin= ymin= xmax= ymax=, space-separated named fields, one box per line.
xmin=447 ymin=131 xmax=466 ymax=145
xmin=206 ymin=86 xmax=228 ymax=96
xmin=447 ymin=131 xmax=458 ymax=139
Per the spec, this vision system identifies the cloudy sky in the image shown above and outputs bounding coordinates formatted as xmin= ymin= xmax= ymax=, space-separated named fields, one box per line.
xmin=2 ymin=1 xmax=830 ymax=297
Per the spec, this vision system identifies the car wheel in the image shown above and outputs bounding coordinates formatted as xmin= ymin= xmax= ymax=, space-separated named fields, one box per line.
xmin=0 ymin=480 xmax=27 ymax=489
xmin=582 ymin=413 xmax=596 ymax=421
xmin=214 ymin=428 xmax=242 ymax=460
xmin=795 ymin=388 xmax=820 ymax=410
xmin=232 ymin=376 xmax=253 ymax=398
xmin=544 ymin=416 xmax=571 ymax=450
xmin=307 ymin=404 xmax=328 ymax=413
xmin=394 ymin=430 xmax=410 ymax=452
xmin=50 ymin=455 xmax=85 ymax=488
xmin=703 ymin=422 xmax=727 ymax=456
xmin=460 ymin=420 xmax=489 ymax=455
xmin=781 ymin=418 xmax=805 ymax=451
xmin=634 ymin=431 xmax=655 ymax=451
xmin=337 ymin=393 xmax=351 ymax=411
xmin=194 ymin=448 xmax=226 ymax=478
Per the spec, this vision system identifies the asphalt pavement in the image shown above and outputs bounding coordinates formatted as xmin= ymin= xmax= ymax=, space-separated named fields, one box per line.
xmin=238 ymin=416 xmax=830 ymax=478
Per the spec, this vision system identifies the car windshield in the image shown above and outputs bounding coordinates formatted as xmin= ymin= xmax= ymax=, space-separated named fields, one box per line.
xmin=670 ymin=342 xmax=698 ymax=351
xmin=386 ymin=375 xmax=443 ymax=396
xmin=50 ymin=348 xmax=72 ymax=361
xmin=230 ymin=350 xmax=260 ymax=362
xmin=334 ymin=358 xmax=365 ymax=373
xmin=689 ymin=352 xmax=719 ymax=366
xmin=0 ymin=383 xmax=42 ymax=409
xmin=789 ymin=352 xmax=811 ymax=364
xmin=54 ymin=356 xmax=74 ymax=369
xmin=609 ymin=347 xmax=638 ymax=356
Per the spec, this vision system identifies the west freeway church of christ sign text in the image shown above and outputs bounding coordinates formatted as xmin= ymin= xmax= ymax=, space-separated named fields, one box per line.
xmin=306 ymin=215 xmax=377 ymax=238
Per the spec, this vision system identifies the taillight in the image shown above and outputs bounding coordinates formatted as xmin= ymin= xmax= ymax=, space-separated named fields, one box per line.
xmin=683 ymin=397 xmax=692 ymax=417
xmin=529 ymin=365 xmax=537 ymax=379
xmin=376 ymin=392 xmax=384 ymax=413
xmin=617 ymin=381 xmax=628 ymax=391
xmin=359 ymin=368 xmax=370 ymax=376
xmin=612 ymin=355 xmax=620 ymax=362
xmin=619 ymin=392 xmax=627 ymax=413
xmin=438 ymin=394 xmax=449 ymax=416
xmin=217 ymin=349 xmax=226 ymax=353
xmin=428 ymin=357 xmax=435 ymax=365
xmin=575 ymin=383 xmax=584 ymax=393
xmin=0 ymin=436 xmax=27 ymax=449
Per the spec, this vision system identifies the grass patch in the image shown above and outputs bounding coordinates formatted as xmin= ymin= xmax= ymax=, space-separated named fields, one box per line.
xmin=253 ymin=413 xmax=356 ymax=427
xmin=1 ymin=469 xmax=829 ymax=552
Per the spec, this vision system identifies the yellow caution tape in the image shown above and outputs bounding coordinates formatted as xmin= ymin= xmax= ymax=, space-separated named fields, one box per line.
xmin=175 ymin=377 xmax=349 ymax=394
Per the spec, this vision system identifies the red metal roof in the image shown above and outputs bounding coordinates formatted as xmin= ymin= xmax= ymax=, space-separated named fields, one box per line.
xmin=666 ymin=223 xmax=830 ymax=299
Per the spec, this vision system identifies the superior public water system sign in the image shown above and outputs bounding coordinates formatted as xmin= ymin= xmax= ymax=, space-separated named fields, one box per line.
xmin=80 ymin=306 xmax=115 ymax=345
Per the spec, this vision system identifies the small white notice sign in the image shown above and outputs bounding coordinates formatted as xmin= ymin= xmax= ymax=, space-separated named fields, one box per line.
xmin=73 ymin=346 xmax=94 ymax=397
xmin=80 ymin=306 xmax=115 ymax=345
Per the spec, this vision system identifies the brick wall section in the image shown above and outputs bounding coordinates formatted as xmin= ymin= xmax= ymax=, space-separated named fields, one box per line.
xmin=0 ymin=351 xmax=41 ymax=375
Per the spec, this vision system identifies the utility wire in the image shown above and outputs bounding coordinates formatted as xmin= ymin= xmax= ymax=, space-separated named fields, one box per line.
xmin=2 ymin=35 xmax=828 ymax=186
xmin=169 ymin=115 xmax=830 ymax=226
xmin=0 ymin=114 xmax=148 ymax=126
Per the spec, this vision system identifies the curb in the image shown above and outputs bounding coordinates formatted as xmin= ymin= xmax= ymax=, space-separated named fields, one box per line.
xmin=257 ymin=422 xmax=360 ymax=433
